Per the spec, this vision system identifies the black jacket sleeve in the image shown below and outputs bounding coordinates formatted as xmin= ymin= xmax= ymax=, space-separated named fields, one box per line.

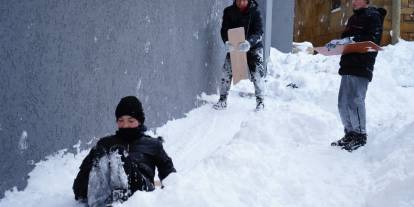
xmin=247 ymin=10 xmax=264 ymax=47
xmin=341 ymin=13 xmax=383 ymax=44
xmin=220 ymin=8 xmax=231 ymax=43
xmin=72 ymin=144 xmax=105 ymax=200
xmin=154 ymin=142 xmax=176 ymax=181
xmin=72 ymin=148 xmax=95 ymax=201
xmin=353 ymin=14 xmax=382 ymax=44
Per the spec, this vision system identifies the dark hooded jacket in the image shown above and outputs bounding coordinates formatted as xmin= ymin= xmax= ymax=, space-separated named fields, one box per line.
xmin=221 ymin=0 xmax=264 ymax=50
xmin=339 ymin=7 xmax=387 ymax=81
xmin=72 ymin=125 xmax=176 ymax=201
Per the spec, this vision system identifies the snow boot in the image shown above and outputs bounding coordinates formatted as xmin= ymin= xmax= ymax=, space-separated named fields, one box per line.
xmin=213 ymin=95 xmax=227 ymax=110
xmin=342 ymin=133 xmax=367 ymax=152
xmin=331 ymin=132 xmax=354 ymax=147
xmin=255 ymin=97 xmax=264 ymax=111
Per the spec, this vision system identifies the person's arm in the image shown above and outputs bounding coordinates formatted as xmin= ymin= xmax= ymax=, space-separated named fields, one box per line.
xmin=220 ymin=8 xmax=231 ymax=43
xmin=246 ymin=10 xmax=264 ymax=47
xmin=154 ymin=141 xmax=176 ymax=183
xmin=352 ymin=14 xmax=382 ymax=44
xmin=72 ymin=144 xmax=105 ymax=201
xmin=341 ymin=24 xmax=352 ymax=39
xmin=72 ymin=149 xmax=95 ymax=201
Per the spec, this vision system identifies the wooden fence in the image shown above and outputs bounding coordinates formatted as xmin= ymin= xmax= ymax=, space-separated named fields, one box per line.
xmin=294 ymin=0 xmax=414 ymax=46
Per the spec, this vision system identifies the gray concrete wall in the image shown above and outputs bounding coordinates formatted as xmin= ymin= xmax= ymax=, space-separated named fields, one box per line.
xmin=258 ymin=0 xmax=295 ymax=66
xmin=271 ymin=0 xmax=295 ymax=53
xmin=0 ymin=0 xmax=294 ymax=198
xmin=0 ymin=0 xmax=232 ymax=197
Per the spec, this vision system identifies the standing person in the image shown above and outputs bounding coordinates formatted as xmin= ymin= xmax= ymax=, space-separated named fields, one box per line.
xmin=329 ymin=0 xmax=386 ymax=151
xmin=213 ymin=0 xmax=265 ymax=111
xmin=73 ymin=96 xmax=176 ymax=206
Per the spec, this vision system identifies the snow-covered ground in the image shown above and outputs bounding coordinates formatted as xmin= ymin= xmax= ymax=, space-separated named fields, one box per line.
xmin=1 ymin=40 xmax=414 ymax=207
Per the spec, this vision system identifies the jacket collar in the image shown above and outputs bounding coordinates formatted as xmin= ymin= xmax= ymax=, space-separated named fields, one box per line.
xmin=115 ymin=125 xmax=147 ymax=142
xmin=353 ymin=7 xmax=368 ymax=15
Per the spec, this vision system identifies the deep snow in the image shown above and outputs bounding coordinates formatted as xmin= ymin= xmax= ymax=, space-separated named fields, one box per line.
xmin=1 ymin=40 xmax=414 ymax=207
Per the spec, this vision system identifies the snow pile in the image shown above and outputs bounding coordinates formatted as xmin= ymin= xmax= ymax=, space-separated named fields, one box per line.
xmin=292 ymin=41 xmax=314 ymax=54
xmin=1 ymin=40 xmax=414 ymax=207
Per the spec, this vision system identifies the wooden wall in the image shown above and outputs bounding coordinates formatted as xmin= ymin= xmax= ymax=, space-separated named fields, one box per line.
xmin=400 ymin=0 xmax=414 ymax=40
xmin=294 ymin=0 xmax=414 ymax=47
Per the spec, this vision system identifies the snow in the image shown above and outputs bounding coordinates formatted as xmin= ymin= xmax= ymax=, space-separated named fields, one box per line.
xmin=18 ymin=131 xmax=29 ymax=152
xmin=331 ymin=8 xmax=341 ymax=13
xmin=292 ymin=41 xmax=313 ymax=54
xmin=88 ymin=152 xmax=130 ymax=207
xmin=1 ymin=40 xmax=414 ymax=207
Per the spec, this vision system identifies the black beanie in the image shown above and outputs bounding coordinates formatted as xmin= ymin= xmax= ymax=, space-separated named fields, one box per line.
xmin=115 ymin=96 xmax=145 ymax=124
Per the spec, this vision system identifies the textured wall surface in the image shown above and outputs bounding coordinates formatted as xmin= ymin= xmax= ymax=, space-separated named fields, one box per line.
xmin=0 ymin=0 xmax=293 ymax=198
xmin=272 ymin=0 xmax=295 ymax=52
xmin=0 ymin=0 xmax=231 ymax=197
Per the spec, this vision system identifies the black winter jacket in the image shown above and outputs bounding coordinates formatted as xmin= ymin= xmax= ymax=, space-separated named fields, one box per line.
xmin=72 ymin=126 xmax=176 ymax=201
xmin=221 ymin=0 xmax=264 ymax=50
xmin=339 ymin=7 xmax=386 ymax=81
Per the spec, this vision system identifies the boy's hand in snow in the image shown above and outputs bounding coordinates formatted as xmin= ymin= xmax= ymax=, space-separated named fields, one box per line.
xmin=160 ymin=173 xmax=178 ymax=189
xmin=239 ymin=40 xmax=251 ymax=52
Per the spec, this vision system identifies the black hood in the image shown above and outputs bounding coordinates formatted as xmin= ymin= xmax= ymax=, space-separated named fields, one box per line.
xmin=354 ymin=7 xmax=387 ymax=18
xmin=357 ymin=7 xmax=387 ymax=24
xmin=233 ymin=0 xmax=259 ymax=12
xmin=376 ymin=7 xmax=387 ymax=23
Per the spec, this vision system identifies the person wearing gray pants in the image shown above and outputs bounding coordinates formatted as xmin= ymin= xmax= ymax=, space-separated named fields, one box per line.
xmin=216 ymin=48 xmax=265 ymax=109
xmin=328 ymin=0 xmax=386 ymax=151
xmin=338 ymin=75 xmax=369 ymax=135
xmin=213 ymin=0 xmax=265 ymax=111
xmin=332 ymin=75 xmax=369 ymax=151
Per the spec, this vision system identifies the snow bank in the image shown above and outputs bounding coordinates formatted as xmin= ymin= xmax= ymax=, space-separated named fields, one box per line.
xmin=1 ymin=41 xmax=414 ymax=207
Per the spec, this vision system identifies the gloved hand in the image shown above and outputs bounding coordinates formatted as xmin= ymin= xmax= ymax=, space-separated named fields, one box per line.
xmin=239 ymin=40 xmax=251 ymax=52
xmin=225 ymin=41 xmax=235 ymax=53
xmin=325 ymin=37 xmax=355 ymax=49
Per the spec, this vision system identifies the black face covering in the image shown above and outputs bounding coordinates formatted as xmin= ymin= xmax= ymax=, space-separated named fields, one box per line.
xmin=116 ymin=127 xmax=142 ymax=142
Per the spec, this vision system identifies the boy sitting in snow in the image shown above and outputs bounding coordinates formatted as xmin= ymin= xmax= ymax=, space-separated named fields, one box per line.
xmin=73 ymin=96 xmax=176 ymax=206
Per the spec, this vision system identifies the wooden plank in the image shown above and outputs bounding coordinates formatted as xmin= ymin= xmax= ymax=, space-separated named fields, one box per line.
xmin=381 ymin=33 xmax=392 ymax=45
xmin=401 ymin=23 xmax=414 ymax=32
xmin=402 ymin=0 xmax=409 ymax=7
xmin=227 ymin=27 xmax=249 ymax=85
xmin=401 ymin=7 xmax=414 ymax=14
xmin=403 ymin=13 xmax=414 ymax=21
xmin=384 ymin=19 xmax=392 ymax=30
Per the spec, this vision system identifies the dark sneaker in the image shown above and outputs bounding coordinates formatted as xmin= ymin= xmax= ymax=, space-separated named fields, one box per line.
xmin=342 ymin=133 xmax=367 ymax=152
xmin=255 ymin=97 xmax=264 ymax=111
xmin=213 ymin=95 xmax=227 ymax=110
xmin=331 ymin=133 xmax=354 ymax=147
